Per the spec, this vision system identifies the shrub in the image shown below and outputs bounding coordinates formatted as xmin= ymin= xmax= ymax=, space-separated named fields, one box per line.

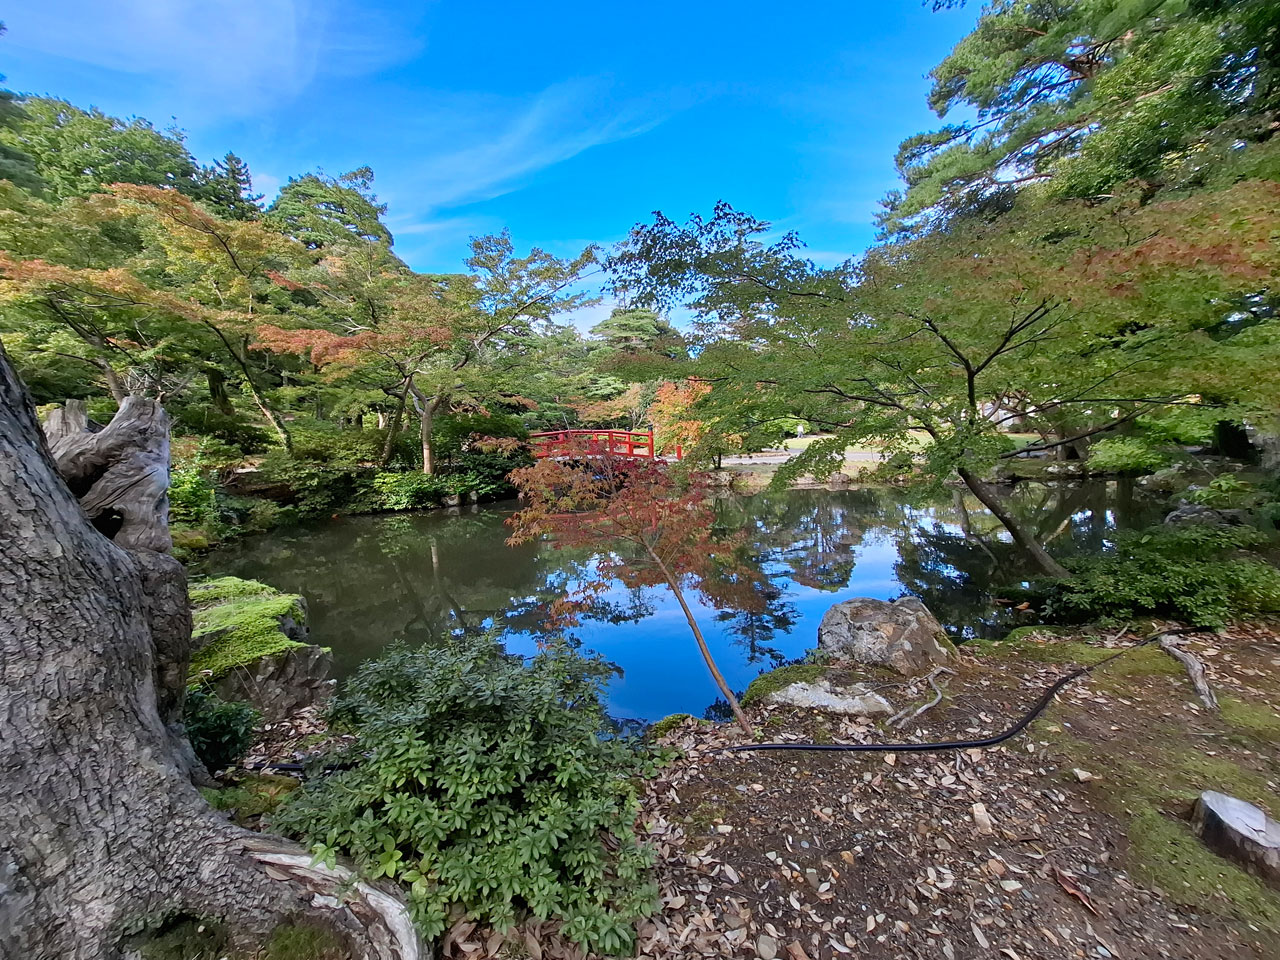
xmin=446 ymin=447 xmax=533 ymax=498
xmin=433 ymin=412 xmax=528 ymax=463
xmin=172 ymin=403 xmax=271 ymax=453
xmin=169 ymin=464 xmax=218 ymax=526
xmin=1088 ymin=436 xmax=1170 ymax=474
xmin=258 ymin=455 xmax=374 ymax=518
xmin=272 ymin=639 xmax=662 ymax=954
xmin=287 ymin=418 xmax=418 ymax=467
xmin=1042 ymin=525 xmax=1280 ymax=626
xmin=370 ymin=471 xmax=447 ymax=510
xmin=184 ymin=688 xmax=259 ymax=772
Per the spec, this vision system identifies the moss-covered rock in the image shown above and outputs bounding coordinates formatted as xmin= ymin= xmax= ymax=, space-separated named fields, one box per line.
xmin=742 ymin=663 xmax=828 ymax=705
xmin=189 ymin=577 xmax=309 ymax=681
xmin=188 ymin=577 xmax=333 ymax=719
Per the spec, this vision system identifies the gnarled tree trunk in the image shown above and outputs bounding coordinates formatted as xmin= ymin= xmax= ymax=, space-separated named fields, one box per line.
xmin=0 ymin=342 xmax=426 ymax=960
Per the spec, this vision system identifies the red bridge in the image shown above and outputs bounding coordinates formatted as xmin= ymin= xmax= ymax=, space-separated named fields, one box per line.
xmin=529 ymin=429 xmax=682 ymax=461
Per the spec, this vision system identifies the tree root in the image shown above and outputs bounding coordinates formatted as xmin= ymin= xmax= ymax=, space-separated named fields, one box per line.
xmin=889 ymin=667 xmax=956 ymax=728
xmin=1158 ymin=634 xmax=1219 ymax=711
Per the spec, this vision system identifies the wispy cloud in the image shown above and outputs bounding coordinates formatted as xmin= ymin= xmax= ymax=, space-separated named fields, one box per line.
xmin=389 ymin=79 xmax=667 ymax=215
xmin=3 ymin=0 xmax=420 ymax=118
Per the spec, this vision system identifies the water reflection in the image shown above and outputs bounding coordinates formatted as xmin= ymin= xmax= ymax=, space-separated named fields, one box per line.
xmin=199 ymin=481 xmax=1158 ymax=722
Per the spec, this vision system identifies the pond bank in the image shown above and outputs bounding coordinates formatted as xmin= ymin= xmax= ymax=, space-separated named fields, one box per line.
xmin=229 ymin=620 xmax=1280 ymax=960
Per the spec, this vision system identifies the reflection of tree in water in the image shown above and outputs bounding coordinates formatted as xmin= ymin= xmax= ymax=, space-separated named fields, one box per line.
xmin=199 ymin=480 xmax=1163 ymax=688
xmin=891 ymin=481 xmax=1163 ymax=639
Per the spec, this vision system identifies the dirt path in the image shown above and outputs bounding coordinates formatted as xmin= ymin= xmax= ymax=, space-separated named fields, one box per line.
xmin=633 ymin=624 xmax=1280 ymax=960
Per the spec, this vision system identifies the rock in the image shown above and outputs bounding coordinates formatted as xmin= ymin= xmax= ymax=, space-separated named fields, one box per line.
xmin=756 ymin=934 xmax=779 ymax=960
xmin=1164 ymin=502 xmax=1250 ymax=526
xmin=827 ymin=472 xmax=852 ymax=488
xmin=1192 ymin=791 xmax=1280 ymax=882
xmin=817 ymin=596 xmax=953 ymax=675
xmin=188 ymin=577 xmax=335 ymax=721
xmin=766 ymin=678 xmax=894 ymax=717
xmin=214 ymin=643 xmax=336 ymax=721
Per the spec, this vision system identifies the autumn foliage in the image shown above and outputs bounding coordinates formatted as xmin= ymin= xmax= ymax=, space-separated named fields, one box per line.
xmin=507 ymin=450 xmax=757 ymax=733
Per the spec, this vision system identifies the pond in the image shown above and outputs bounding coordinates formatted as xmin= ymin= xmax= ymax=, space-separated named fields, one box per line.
xmin=198 ymin=481 xmax=1159 ymax=724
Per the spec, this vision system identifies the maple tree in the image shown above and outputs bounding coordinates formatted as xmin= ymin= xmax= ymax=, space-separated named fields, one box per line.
xmin=258 ymin=231 xmax=595 ymax=473
xmin=508 ymin=452 xmax=757 ymax=734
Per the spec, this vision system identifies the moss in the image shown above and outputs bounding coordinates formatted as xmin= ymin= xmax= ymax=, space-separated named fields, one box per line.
xmin=263 ymin=922 xmax=347 ymax=960
xmin=134 ymin=919 xmax=229 ymax=960
xmin=201 ymin=774 xmax=299 ymax=822
xmin=188 ymin=577 xmax=307 ymax=682
xmin=649 ymin=713 xmax=696 ymax=739
xmin=1219 ymin=694 xmax=1280 ymax=741
xmin=1044 ymin=720 xmax=1280 ymax=930
xmin=190 ymin=576 xmax=279 ymax=606
xmin=1128 ymin=803 xmax=1280 ymax=930
xmin=742 ymin=663 xmax=827 ymax=705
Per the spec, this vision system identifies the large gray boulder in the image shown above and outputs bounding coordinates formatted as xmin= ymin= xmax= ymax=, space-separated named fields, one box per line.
xmin=1192 ymin=791 xmax=1280 ymax=882
xmin=818 ymin=596 xmax=953 ymax=676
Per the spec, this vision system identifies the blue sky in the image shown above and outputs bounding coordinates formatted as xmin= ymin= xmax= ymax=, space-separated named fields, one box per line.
xmin=2 ymin=1 xmax=975 ymax=320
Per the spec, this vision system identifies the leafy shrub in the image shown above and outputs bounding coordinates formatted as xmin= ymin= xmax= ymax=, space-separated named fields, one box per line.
xmin=288 ymin=419 xmax=418 ymax=467
xmin=172 ymin=403 xmax=271 ymax=453
xmin=272 ymin=639 xmax=661 ymax=954
xmin=1088 ymin=436 xmax=1170 ymax=474
xmin=1043 ymin=525 xmax=1280 ymax=626
xmin=170 ymin=464 xmax=218 ymax=526
xmin=184 ymin=688 xmax=260 ymax=772
xmin=433 ymin=412 xmax=528 ymax=463
xmin=1185 ymin=474 xmax=1255 ymax=509
xmin=446 ymin=447 xmax=532 ymax=498
xmin=371 ymin=471 xmax=447 ymax=510
xmin=258 ymin=454 xmax=374 ymax=518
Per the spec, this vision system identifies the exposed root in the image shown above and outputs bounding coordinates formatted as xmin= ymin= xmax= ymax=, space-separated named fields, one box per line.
xmin=888 ymin=667 xmax=956 ymax=728
xmin=1159 ymin=634 xmax=1219 ymax=711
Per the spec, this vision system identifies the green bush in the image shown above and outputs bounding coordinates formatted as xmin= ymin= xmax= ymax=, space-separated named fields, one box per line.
xmin=433 ymin=411 xmax=528 ymax=463
xmin=170 ymin=464 xmax=218 ymax=526
xmin=172 ymin=404 xmax=271 ymax=453
xmin=1043 ymin=525 xmax=1280 ymax=626
xmin=1088 ymin=436 xmax=1170 ymax=474
xmin=446 ymin=448 xmax=532 ymax=498
xmin=184 ymin=688 xmax=260 ymax=772
xmin=371 ymin=471 xmax=447 ymax=510
xmin=272 ymin=639 xmax=661 ymax=954
xmin=288 ymin=419 xmax=418 ymax=467
xmin=258 ymin=455 xmax=374 ymax=518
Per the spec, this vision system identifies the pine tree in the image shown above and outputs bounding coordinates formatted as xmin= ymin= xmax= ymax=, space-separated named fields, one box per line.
xmin=198 ymin=151 xmax=263 ymax=220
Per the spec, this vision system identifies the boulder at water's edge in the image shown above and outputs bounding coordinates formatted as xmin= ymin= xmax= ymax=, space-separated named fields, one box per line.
xmin=818 ymin=596 xmax=953 ymax=676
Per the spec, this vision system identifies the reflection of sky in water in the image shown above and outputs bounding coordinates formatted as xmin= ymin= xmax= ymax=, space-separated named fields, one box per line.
xmin=503 ymin=531 xmax=906 ymax=723
xmin=201 ymin=484 xmax=1158 ymax=725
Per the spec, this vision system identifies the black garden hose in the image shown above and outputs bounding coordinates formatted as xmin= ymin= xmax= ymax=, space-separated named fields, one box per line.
xmin=714 ymin=626 xmax=1209 ymax=755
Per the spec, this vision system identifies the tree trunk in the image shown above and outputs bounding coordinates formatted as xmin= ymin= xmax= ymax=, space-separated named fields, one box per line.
xmin=651 ymin=552 xmax=754 ymax=736
xmin=206 ymin=368 xmax=235 ymax=416
xmin=96 ymin=358 xmax=127 ymax=405
xmin=408 ymin=384 xmax=442 ymax=476
xmin=0 ymin=343 xmax=425 ymax=960
xmin=957 ymin=467 xmax=1069 ymax=579
xmin=380 ymin=383 xmax=409 ymax=468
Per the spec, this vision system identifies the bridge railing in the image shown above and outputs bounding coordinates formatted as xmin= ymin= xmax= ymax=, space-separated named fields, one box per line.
xmin=528 ymin=429 xmax=681 ymax=461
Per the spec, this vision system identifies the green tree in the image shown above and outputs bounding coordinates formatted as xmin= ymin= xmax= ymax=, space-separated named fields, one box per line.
xmin=884 ymin=0 xmax=1280 ymax=234
xmin=267 ymin=167 xmax=393 ymax=249
xmin=197 ymin=152 xmax=263 ymax=221
xmin=609 ymin=178 xmax=1280 ymax=578
xmin=0 ymin=97 xmax=202 ymax=200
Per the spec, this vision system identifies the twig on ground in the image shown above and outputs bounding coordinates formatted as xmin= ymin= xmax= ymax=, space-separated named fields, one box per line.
xmin=889 ymin=667 xmax=957 ymax=728
xmin=1158 ymin=634 xmax=1219 ymax=711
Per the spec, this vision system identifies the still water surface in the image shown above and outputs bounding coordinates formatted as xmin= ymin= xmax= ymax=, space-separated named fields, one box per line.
xmin=200 ymin=483 xmax=1156 ymax=723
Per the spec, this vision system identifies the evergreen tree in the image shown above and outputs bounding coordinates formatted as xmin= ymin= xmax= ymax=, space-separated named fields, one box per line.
xmin=197 ymin=151 xmax=263 ymax=220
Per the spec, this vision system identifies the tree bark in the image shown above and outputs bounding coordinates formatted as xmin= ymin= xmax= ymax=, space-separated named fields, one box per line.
xmin=206 ymin=367 xmax=235 ymax=416
xmin=96 ymin=358 xmax=128 ymax=405
xmin=0 ymin=343 xmax=425 ymax=960
xmin=408 ymin=383 xmax=443 ymax=476
xmin=957 ymin=467 xmax=1069 ymax=579
xmin=380 ymin=382 xmax=409 ymax=468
